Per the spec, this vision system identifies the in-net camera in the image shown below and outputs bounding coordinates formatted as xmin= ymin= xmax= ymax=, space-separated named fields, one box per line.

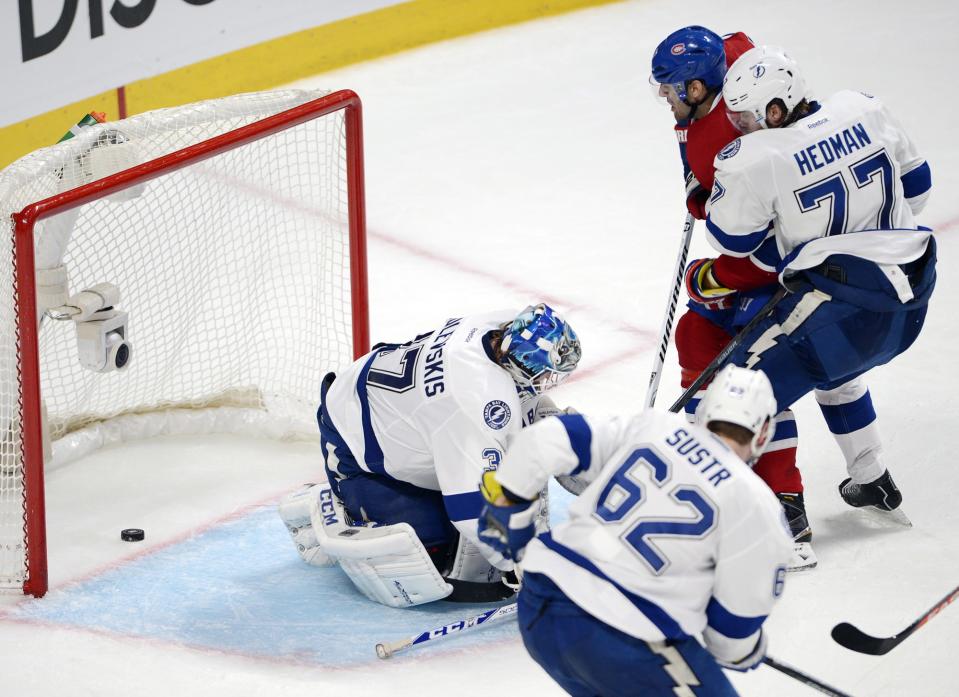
xmin=55 ymin=282 xmax=133 ymax=373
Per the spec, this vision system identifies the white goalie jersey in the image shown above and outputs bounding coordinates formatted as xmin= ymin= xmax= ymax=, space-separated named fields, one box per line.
xmin=323 ymin=310 xmax=548 ymax=561
xmin=495 ymin=410 xmax=793 ymax=663
xmin=705 ymin=90 xmax=933 ymax=276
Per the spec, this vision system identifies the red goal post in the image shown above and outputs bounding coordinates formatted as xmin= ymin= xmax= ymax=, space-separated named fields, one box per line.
xmin=2 ymin=89 xmax=369 ymax=597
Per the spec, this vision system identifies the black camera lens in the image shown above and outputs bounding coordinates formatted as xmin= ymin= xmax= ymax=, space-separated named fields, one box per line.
xmin=115 ymin=343 xmax=130 ymax=369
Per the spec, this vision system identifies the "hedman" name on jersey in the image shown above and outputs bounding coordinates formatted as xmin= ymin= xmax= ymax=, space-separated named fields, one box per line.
xmin=793 ymin=122 xmax=871 ymax=177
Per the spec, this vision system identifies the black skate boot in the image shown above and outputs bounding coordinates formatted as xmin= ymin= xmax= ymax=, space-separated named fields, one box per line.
xmin=776 ymin=492 xmax=812 ymax=543
xmin=776 ymin=493 xmax=817 ymax=571
xmin=838 ymin=470 xmax=902 ymax=511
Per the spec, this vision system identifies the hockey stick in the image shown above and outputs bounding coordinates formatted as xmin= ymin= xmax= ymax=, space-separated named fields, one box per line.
xmin=645 ymin=213 xmax=695 ymax=408
xmin=668 ymin=286 xmax=788 ymax=414
xmin=831 ymin=583 xmax=959 ymax=655
xmin=762 ymin=656 xmax=853 ymax=697
xmin=375 ymin=602 xmax=518 ymax=658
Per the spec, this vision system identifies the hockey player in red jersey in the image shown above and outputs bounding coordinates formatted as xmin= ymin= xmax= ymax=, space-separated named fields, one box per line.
xmin=650 ymin=28 xmax=902 ymax=572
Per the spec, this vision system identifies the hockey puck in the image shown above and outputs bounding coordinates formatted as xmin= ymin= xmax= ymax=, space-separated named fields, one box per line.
xmin=120 ymin=528 xmax=145 ymax=542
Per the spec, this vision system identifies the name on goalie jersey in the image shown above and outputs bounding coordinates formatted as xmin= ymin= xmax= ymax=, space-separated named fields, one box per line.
xmin=423 ymin=317 xmax=462 ymax=397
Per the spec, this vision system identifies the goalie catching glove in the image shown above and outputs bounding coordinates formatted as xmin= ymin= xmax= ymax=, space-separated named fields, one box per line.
xmin=478 ymin=471 xmax=539 ymax=562
xmin=685 ymin=257 xmax=737 ymax=311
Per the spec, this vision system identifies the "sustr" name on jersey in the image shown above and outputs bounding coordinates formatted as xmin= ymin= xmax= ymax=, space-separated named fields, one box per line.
xmin=664 ymin=428 xmax=732 ymax=487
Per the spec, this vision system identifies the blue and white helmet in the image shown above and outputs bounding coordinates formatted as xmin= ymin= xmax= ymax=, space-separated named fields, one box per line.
xmin=500 ymin=304 xmax=581 ymax=396
xmin=698 ymin=365 xmax=778 ymax=461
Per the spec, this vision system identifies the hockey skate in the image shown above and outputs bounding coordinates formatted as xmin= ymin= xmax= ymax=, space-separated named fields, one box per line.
xmin=839 ymin=470 xmax=912 ymax=527
xmin=777 ymin=492 xmax=818 ymax=572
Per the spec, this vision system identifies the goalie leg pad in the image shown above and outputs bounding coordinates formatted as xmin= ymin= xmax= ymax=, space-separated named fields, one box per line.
xmin=310 ymin=486 xmax=451 ymax=607
xmin=320 ymin=522 xmax=453 ymax=608
xmin=277 ymin=484 xmax=335 ymax=567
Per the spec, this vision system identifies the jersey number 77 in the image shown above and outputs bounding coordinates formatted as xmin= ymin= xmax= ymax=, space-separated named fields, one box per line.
xmin=794 ymin=148 xmax=896 ymax=235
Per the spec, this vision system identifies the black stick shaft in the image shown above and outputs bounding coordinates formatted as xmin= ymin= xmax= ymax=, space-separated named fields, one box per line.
xmin=669 ymin=287 xmax=787 ymax=413
xmin=762 ymin=656 xmax=854 ymax=697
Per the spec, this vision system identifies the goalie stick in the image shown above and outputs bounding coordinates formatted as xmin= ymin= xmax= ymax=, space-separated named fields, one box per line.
xmin=831 ymin=583 xmax=959 ymax=655
xmin=645 ymin=213 xmax=695 ymax=409
xmin=375 ymin=601 xmax=854 ymax=697
xmin=669 ymin=286 xmax=788 ymax=413
xmin=375 ymin=602 xmax=517 ymax=658
xmin=762 ymin=656 xmax=853 ymax=697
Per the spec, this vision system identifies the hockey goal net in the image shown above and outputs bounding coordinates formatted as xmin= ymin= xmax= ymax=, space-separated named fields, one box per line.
xmin=0 ymin=89 xmax=369 ymax=597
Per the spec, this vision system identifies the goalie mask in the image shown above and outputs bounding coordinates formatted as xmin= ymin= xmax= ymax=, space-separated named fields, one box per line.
xmin=698 ymin=365 xmax=778 ymax=462
xmin=500 ymin=304 xmax=581 ymax=396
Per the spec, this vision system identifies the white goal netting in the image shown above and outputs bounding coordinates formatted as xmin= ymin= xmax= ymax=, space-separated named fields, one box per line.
xmin=0 ymin=89 xmax=365 ymax=593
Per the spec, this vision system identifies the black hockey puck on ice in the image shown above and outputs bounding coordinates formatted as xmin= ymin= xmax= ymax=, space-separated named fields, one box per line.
xmin=120 ymin=528 xmax=145 ymax=542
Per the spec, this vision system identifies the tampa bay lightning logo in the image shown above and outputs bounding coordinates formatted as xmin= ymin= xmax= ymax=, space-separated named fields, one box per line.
xmin=483 ymin=400 xmax=511 ymax=430
xmin=717 ymin=139 xmax=741 ymax=160
xmin=752 ymin=64 xmax=766 ymax=78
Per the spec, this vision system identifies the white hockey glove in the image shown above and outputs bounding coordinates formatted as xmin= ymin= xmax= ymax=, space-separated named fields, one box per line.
xmin=708 ymin=628 xmax=767 ymax=672
xmin=277 ymin=484 xmax=335 ymax=567
xmin=534 ymin=396 xmax=578 ymax=422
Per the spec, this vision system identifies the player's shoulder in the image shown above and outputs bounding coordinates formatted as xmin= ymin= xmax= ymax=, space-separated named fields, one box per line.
xmin=721 ymin=32 xmax=755 ymax=64
xmin=713 ymin=131 xmax=775 ymax=174
xmin=442 ymin=310 xmax=523 ymax=431
xmin=824 ymin=89 xmax=885 ymax=110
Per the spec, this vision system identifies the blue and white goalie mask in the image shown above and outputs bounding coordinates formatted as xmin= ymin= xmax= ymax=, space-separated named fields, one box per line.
xmin=500 ymin=304 xmax=581 ymax=396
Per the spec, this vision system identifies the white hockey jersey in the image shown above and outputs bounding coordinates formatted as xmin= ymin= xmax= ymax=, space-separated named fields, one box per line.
xmin=496 ymin=410 xmax=793 ymax=663
xmin=706 ymin=91 xmax=932 ymax=277
xmin=324 ymin=311 xmax=546 ymax=562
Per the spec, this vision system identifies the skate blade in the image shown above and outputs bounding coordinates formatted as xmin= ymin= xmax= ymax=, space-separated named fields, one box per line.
xmin=786 ymin=542 xmax=818 ymax=572
xmin=861 ymin=505 xmax=913 ymax=528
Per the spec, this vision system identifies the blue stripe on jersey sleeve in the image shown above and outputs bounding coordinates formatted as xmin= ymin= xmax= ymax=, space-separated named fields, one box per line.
xmin=750 ymin=235 xmax=782 ymax=272
xmin=705 ymin=215 xmax=770 ymax=256
xmin=706 ymin=597 xmax=766 ymax=639
xmin=443 ymin=491 xmax=485 ymax=522
xmin=356 ymin=352 xmax=387 ymax=475
xmin=539 ymin=532 xmax=688 ymax=640
xmin=901 ymin=161 xmax=931 ymax=199
xmin=818 ymin=391 xmax=877 ymax=435
xmin=557 ymin=414 xmax=592 ymax=475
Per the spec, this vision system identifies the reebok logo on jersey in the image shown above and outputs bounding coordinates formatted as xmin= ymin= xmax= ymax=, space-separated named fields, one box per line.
xmin=483 ymin=400 xmax=511 ymax=429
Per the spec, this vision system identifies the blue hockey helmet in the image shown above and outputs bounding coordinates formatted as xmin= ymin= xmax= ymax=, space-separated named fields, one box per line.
xmin=650 ymin=26 xmax=727 ymax=102
xmin=500 ymin=304 xmax=581 ymax=396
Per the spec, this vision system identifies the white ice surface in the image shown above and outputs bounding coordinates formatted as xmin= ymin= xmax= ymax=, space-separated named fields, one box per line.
xmin=2 ymin=1 xmax=958 ymax=695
